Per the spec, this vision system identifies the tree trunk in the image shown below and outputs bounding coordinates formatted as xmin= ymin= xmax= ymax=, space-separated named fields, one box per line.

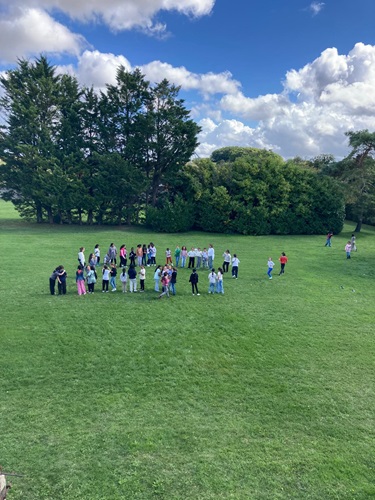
xmin=47 ymin=206 xmax=54 ymax=224
xmin=87 ymin=209 xmax=93 ymax=225
xmin=354 ymin=218 xmax=362 ymax=232
xmin=36 ymin=203 xmax=43 ymax=223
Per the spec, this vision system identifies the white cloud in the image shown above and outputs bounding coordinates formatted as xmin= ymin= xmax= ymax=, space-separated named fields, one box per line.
xmin=0 ymin=0 xmax=215 ymax=33
xmin=139 ymin=61 xmax=241 ymax=96
xmin=215 ymin=43 xmax=375 ymax=158
xmin=309 ymin=2 xmax=325 ymax=16
xmin=75 ymin=50 xmax=131 ymax=90
xmin=0 ymin=7 xmax=86 ymax=62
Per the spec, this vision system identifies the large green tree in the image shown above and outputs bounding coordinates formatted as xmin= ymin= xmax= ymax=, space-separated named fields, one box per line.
xmin=323 ymin=130 xmax=375 ymax=231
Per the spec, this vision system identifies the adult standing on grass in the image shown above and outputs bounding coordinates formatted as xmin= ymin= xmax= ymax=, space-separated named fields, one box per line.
xmin=189 ymin=268 xmax=200 ymax=296
xmin=57 ymin=266 xmax=67 ymax=295
xmin=78 ymin=247 xmax=85 ymax=267
xmin=49 ymin=266 xmax=62 ymax=295
xmin=278 ymin=252 xmax=288 ymax=275
xmin=108 ymin=243 xmax=117 ymax=265
xmin=324 ymin=231 xmax=333 ymax=247
xmin=208 ymin=244 xmax=215 ymax=269
xmin=267 ymin=257 xmax=275 ymax=280
xmin=231 ymin=254 xmax=240 ymax=279
xmin=351 ymin=234 xmax=357 ymax=252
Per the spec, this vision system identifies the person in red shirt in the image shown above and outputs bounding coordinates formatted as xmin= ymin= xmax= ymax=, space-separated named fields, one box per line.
xmin=279 ymin=252 xmax=288 ymax=275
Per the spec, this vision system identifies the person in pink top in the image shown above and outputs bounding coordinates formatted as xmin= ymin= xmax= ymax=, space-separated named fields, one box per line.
xmin=158 ymin=272 xmax=170 ymax=299
xmin=119 ymin=244 xmax=127 ymax=267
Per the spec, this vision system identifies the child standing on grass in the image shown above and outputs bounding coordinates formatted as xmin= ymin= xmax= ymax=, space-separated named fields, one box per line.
xmin=128 ymin=265 xmax=137 ymax=292
xmin=174 ymin=246 xmax=181 ymax=267
xmin=267 ymin=257 xmax=275 ymax=279
xmin=158 ymin=272 xmax=170 ymax=299
xmin=86 ymin=265 xmax=96 ymax=294
xmin=102 ymin=265 xmax=110 ymax=292
xmin=110 ymin=264 xmax=117 ymax=291
xmin=216 ymin=267 xmax=224 ymax=294
xmin=231 ymin=254 xmax=240 ymax=279
xmin=120 ymin=244 xmax=127 ymax=268
xmin=166 ymin=248 xmax=172 ymax=265
xmin=120 ymin=267 xmax=128 ymax=293
xmin=76 ymin=265 xmax=86 ymax=295
xmin=170 ymin=267 xmax=177 ymax=295
xmin=208 ymin=268 xmax=217 ymax=294
xmin=222 ymin=250 xmax=231 ymax=273
xmin=278 ymin=252 xmax=288 ymax=275
xmin=154 ymin=265 xmax=161 ymax=292
xmin=94 ymin=244 xmax=100 ymax=265
xmin=139 ymin=265 xmax=146 ymax=292
xmin=189 ymin=268 xmax=200 ymax=296
xmin=345 ymin=241 xmax=352 ymax=259
xmin=180 ymin=246 xmax=188 ymax=268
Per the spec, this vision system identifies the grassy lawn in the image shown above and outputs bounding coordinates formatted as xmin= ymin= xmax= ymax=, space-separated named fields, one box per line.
xmin=0 ymin=200 xmax=374 ymax=499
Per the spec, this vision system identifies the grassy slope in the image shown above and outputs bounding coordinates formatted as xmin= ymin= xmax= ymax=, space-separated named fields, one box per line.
xmin=0 ymin=200 xmax=374 ymax=499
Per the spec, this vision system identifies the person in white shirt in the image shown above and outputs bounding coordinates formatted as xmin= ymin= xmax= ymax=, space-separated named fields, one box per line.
xmin=208 ymin=244 xmax=215 ymax=269
xmin=196 ymin=248 xmax=203 ymax=268
xmin=208 ymin=268 xmax=217 ymax=294
xmin=267 ymin=257 xmax=275 ymax=279
xmin=188 ymin=247 xmax=196 ymax=268
xmin=231 ymin=254 xmax=240 ymax=279
xmin=216 ymin=267 xmax=224 ymax=294
xmin=78 ymin=247 xmax=85 ymax=267
xmin=222 ymin=249 xmax=231 ymax=273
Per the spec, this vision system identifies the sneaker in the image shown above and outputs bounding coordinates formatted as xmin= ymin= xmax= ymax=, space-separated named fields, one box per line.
xmin=112 ymin=288 xmax=116 ymax=292
xmin=197 ymin=293 xmax=200 ymax=296
xmin=192 ymin=293 xmax=195 ymax=295
xmin=269 ymin=277 xmax=272 ymax=280
xmin=102 ymin=290 xmax=105 ymax=293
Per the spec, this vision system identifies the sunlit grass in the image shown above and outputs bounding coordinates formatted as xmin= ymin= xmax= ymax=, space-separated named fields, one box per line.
xmin=0 ymin=200 xmax=374 ymax=499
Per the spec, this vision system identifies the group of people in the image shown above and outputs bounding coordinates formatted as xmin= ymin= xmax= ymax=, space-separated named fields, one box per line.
xmin=325 ymin=231 xmax=358 ymax=259
xmin=49 ymin=242 xmax=246 ymax=296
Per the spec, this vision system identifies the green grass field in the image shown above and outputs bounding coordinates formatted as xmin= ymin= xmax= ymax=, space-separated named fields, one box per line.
xmin=1 ymin=200 xmax=374 ymax=499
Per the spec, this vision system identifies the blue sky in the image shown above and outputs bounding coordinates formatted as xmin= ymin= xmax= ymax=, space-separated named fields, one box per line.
xmin=1 ymin=0 xmax=375 ymax=158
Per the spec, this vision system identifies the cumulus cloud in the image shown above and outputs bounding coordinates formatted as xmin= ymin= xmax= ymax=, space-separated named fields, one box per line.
xmin=0 ymin=0 xmax=215 ymax=33
xmin=309 ymin=2 xmax=325 ymax=16
xmin=139 ymin=61 xmax=241 ymax=96
xmin=213 ymin=43 xmax=375 ymax=158
xmin=0 ymin=7 xmax=86 ymax=62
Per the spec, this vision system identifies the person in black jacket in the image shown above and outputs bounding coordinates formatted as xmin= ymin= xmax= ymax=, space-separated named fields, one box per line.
xmin=189 ymin=268 xmax=200 ymax=296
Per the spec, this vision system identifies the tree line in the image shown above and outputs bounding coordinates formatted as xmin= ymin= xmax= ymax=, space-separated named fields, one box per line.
xmin=0 ymin=56 xmax=373 ymax=233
